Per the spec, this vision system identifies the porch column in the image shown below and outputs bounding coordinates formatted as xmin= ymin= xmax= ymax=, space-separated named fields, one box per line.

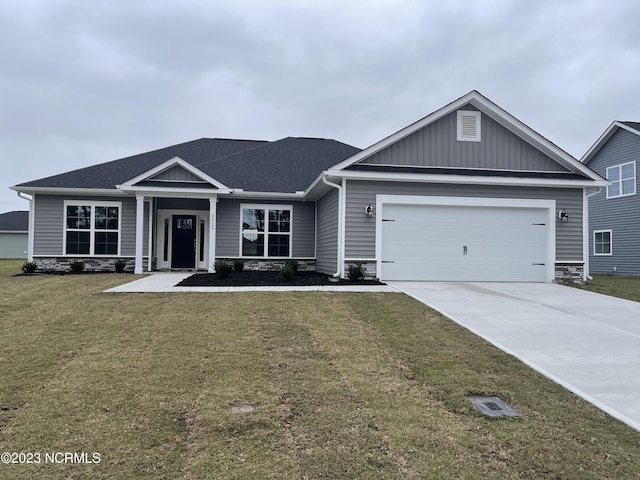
xmin=147 ymin=198 xmax=154 ymax=272
xmin=135 ymin=194 xmax=145 ymax=274
xmin=208 ymin=196 xmax=217 ymax=272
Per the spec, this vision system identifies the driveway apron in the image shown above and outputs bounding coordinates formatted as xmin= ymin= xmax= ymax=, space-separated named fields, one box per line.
xmin=388 ymin=281 xmax=640 ymax=432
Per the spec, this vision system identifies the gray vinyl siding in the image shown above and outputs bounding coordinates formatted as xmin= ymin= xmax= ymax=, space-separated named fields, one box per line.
xmin=216 ymin=198 xmax=316 ymax=258
xmin=358 ymin=107 xmax=569 ymax=172
xmin=151 ymin=165 xmax=202 ymax=182
xmin=32 ymin=194 xmax=147 ymax=257
xmin=586 ymin=129 xmax=640 ymax=274
xmin=345 ymin=180 xmax=584 ymax=262
xmin=315 ymin=189 xmax=339 ymax=274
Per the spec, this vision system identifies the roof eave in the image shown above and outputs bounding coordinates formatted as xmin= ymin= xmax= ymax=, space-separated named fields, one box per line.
xmin=326 ymin=169 xmax=608 ymax=188
xmin=581 ymin=121 xmax=640 ymax=165
xmin=10 ymin=186 xmax=125 ymax=196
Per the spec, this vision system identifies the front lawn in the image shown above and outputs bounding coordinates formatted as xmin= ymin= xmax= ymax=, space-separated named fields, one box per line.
xmin=573 ymin=273 xmax=640 ymax=303
xmin=0 ymin=261 xmax=639 ymax=479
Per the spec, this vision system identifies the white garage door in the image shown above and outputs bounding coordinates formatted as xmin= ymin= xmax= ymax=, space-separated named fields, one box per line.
xmin=380 ymin=202 xmax=550 ymax=282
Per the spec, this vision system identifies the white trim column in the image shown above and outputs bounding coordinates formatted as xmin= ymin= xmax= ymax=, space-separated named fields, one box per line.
xmin=208 ymin=196 xmax=217 ymax=273
xmin=135 ymin=195 xmax=145 ymax=274
xmin=147 ymin=198 xmax=154 ymax=272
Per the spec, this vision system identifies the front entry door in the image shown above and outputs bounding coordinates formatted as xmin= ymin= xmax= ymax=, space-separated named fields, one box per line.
xmin=171 ymin=215 xmax=196 ymax=268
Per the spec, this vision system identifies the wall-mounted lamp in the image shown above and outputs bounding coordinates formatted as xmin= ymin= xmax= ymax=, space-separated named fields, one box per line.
xmin=558 ymin=210 xmax=569 ymax=223
xmin=365 ymin=204 xmax=374 ymax=217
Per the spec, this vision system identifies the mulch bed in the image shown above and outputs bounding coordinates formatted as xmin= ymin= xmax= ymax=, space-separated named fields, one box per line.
xmin=176 ymin=270 xmax=385 ymax=287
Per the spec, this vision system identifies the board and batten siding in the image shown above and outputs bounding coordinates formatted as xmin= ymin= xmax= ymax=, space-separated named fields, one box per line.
xmin=32 ymin=194 xmax=147 ymax=257
xmin=345 ymin=180 xmax=584 ymax=263
xmin=315 ymin=189 xmax=339 ymax=274
xmin=357 ymin=107 xmax=569 ymax=173
xmin=586 ymin=128 xmax=640 ymax=275
xmin=215 ymin=198 xmax=315 ymax=258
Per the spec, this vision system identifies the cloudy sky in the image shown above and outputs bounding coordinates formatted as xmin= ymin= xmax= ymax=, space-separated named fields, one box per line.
xmin=1 ymin=0 xmax=638 ymax=213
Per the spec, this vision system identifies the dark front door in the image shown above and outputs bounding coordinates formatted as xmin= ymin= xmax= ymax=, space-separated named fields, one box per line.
xmin=171 ymin=215 xmax=196 ymax=268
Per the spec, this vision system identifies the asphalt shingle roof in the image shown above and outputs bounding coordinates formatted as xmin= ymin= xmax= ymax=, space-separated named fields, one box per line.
xmin=15 ymin=137 xmax=361 ymax=193
xmin=0 ymin=211 xmax=28 ymax=231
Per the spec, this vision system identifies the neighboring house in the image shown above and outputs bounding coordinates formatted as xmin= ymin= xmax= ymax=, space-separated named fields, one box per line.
xmin=581 ymin=121 xmax=640 ymax=275
xmin=11 ymin=91 xmax=606 ymax=282
xmin=0 ymin=210 xmax=29 ymax=259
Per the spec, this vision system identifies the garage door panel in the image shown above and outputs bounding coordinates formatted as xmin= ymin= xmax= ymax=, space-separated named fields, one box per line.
xmin=380 ymin=202 xmax=549 ymax=282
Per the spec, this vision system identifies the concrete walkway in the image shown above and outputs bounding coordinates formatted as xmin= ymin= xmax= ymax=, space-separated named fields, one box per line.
xmin=104 ymin=272 xmax=398 ymax=293
xmin=388 ymin=281 xmax=640 ymax=432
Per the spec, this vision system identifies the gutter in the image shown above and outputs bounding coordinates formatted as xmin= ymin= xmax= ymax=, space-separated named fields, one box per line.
xmin=321 ymin=175 xmax=345 ymax=278
xmin=16 ymin=191 xmax=34 ymax=261
xmin=583 ymin=187 xmax=603 ymax=281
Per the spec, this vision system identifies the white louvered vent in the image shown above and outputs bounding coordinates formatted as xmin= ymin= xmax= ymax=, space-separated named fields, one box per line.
xmin=457 ymin=110 xmax=481 ymax=142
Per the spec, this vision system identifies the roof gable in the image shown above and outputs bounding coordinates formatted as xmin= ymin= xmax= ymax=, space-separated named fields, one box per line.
xmin=581 ymin=121 xmax=640 ymax=165
xmin=120 ymin=157 xmax=229 ymax=191
xmin=330 ymin=90 xmax=603 ymax=182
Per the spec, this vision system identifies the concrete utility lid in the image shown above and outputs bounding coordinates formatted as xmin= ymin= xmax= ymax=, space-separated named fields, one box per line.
xmin=467 ymin=395 xmax=520 ymax=417
xmin=231 ymin=404 xmax=255 ymax=413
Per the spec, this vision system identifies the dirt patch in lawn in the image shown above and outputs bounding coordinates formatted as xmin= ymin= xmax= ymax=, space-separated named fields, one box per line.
xmin=176 ymin=270 xmax=385 ymax=287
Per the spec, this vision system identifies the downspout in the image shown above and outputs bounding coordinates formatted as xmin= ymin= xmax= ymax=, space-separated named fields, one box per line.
xmin=583 ymin=187 xmax=603 ymax=281
xmin=322 ymin=175 xmax=344 ymax=278
xmin=17 ymin=191 xmax=34 ymax=261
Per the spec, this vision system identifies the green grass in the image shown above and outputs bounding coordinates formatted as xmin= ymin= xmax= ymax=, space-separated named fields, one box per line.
xmin=0 ymin=260 xmax=639 ymax=479
xmin=572 ymin=274 xmax=640 ymax=302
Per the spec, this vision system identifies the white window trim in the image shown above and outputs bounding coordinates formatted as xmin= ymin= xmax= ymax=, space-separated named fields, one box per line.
xmin=606 ymin=161 xmax=636 ymax=199
xmin=456 ymin=110 xmax=481 ymax=142
xmin=239 ymin=204 xmax=293 ymax=258
xmin=63 ymin=200 xmax=122 ymax=256
xmin=593 ymin=229 xmax=613 ymax=256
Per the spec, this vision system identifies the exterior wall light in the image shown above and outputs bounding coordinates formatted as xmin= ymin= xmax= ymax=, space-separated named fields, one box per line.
xmin=558 ymin=210 xmax=569 ymax=223
xmin=365 ymin=204 xmax=374 ymax=217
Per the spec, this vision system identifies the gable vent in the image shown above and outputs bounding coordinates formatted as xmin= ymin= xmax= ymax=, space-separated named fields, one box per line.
xmin=457 ymin=110 xmax=481 ymax=142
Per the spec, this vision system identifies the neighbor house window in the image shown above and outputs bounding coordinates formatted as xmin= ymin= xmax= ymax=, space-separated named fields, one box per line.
xmin=64 ymin=201 xmax=121 ymax=256
xmin=241 ymin=205 xmax=292 ymax=257
xmin=606 ymin=161 xmax=636 ymax=198
xmin=593 ymin=230 xmax=612 ymax=256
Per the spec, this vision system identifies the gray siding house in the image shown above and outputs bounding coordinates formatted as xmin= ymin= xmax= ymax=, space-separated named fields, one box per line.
xmin=12 ymin=91 xmax=606 ymax=282
xmin=581 ymin=121 xmax=640 ymax=275
xmin=0 ymin=211 xmax=28 ymax=259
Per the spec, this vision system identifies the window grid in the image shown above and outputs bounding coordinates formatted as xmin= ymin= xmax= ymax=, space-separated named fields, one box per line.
xmin=64 ymin=201 xmax=121 ymax=256
xmin=593 ymin=230 xmax=612 ymax=256
xmin=241 ymin=205 xmax=292 ymax=258
xmin=606 ymin=162 xmax=636 ymax=199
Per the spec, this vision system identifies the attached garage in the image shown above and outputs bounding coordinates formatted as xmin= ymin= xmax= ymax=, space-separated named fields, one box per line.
xmin=376 ymin=196 xmax=555 ymax=282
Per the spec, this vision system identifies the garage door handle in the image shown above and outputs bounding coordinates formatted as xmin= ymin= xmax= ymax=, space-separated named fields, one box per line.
xmin=382 ymin=219 xmax=395 ymax=222
xmin=463 ymin=245 xmax=467 ymax=255
xmin=382 ymin=260 xmax=395 ymax=263
xmin=532 ymin=263 xmax=545 ymax=265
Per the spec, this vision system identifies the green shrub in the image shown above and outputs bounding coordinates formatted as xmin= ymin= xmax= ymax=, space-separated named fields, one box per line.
xmin=233 ymin=260 xmax=245 ymax=272
xmin=284 ymin=260 xmax=299 ymax=273
xmin=347 ymin=263 xmax=365 ymax=281
xmin=114 ymin=259 xmax=127 ymax=273
xmin=22 ymin=261 xmax=38 ymax=274
xmin=215 ymin=260 xmax=233 ymax=278
xmin=278 ymin=264 xmax=294 ymax=281
xmin=69 ymin=261 xmax=85 ymax=273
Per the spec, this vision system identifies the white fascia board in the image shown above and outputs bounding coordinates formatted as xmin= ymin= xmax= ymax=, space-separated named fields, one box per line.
xmin=227 ymin=190 xmax=306 ymax=200
xmin=120 ymin=156 xmax=230 ymax=190
xmin=326 ymin=169 xmax=608 ymax=188
xmin=0 ymin=230 xmax=28 ymax=234
xmin=581 ymin=121 xmax=640 ymax=165
xmin=10 ymin=186 xmax=126 ymax=196
xmin=117 ymin=185 xmax=229 ymax=198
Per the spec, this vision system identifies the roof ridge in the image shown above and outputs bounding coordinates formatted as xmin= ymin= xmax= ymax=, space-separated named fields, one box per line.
xmin=193 ymin=139 xmax=274 ymax=168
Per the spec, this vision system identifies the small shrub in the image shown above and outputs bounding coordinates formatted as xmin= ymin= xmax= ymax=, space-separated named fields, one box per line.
xmin=114 ymin=259 xmax=127 ymax=273
xmin=279 ymin=264 xmax=294 ymax=281
xmin=22 ymin=261 xmax=38 ymax=274
xmin=233 ymin=260 xmax=245 ymax=272
xmin=69 ymin=261 xmax=85 ymax=273
xmin=284 ymin=260 xmax=299 ymax=273
xmin=347 ymin=263 xmax=365 ymax=282
xmin=215 ymin=260 xmax=233 ymax=278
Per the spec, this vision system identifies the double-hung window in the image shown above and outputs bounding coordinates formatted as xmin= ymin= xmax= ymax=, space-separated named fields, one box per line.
xmin=241 ymin=205 xmax=292 ymax=257
xmin=593 ymin=230 xmax=612 ymax=256
xmin=606 ymin=161 xmax=636 ymax=198
xmin=64 ymin=201 xmax=121 ymax=255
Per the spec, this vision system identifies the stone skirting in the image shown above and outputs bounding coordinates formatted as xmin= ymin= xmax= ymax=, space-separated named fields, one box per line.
xmin=216 ymin=259 xmax=316 ymax=272
xmin=554 ymin=263 xmax=585 ymax=284
xmin=33 ymin=257 xmax=140 ymax=273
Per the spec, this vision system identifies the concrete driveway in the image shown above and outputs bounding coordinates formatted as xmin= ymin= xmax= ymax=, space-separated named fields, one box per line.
xmin=388 ymin=281 xmax=640 ymax=432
